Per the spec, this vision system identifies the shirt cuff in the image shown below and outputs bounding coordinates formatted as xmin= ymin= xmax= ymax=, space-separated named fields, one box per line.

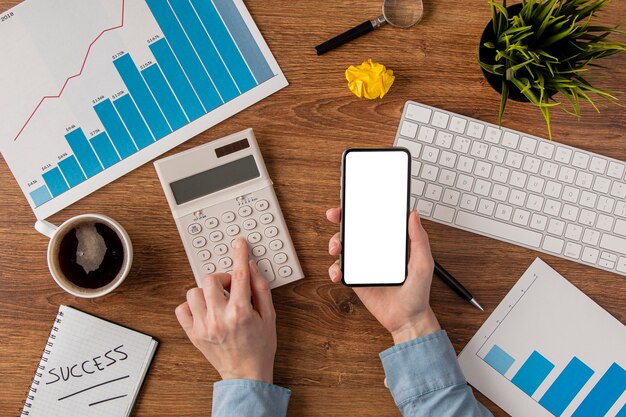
xmin=379 ymin=330 xmax=467 ymax=407
xmin=212 ymin=379 xmax=291 ymax=417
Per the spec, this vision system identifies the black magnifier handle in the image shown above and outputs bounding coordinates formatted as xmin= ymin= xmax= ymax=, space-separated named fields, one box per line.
xmin=316 ymin=17 xmax=386 ymax=55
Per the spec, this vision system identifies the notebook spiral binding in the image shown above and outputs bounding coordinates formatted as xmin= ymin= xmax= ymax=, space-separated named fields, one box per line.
xmin=21 ymin=309 xmax=64 ymax=416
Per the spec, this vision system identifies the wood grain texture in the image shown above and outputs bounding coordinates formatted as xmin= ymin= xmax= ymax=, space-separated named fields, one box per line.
xmin=0 ymin=0 xmax=625 ymax=416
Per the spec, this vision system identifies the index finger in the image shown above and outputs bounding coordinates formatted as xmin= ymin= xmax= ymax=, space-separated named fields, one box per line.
xmin=229 ymin=237 xmax=251 ymax=305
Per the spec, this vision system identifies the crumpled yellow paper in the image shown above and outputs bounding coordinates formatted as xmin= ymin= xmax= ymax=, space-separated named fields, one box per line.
xmin=345 ymin=59 xmax=395 ymax=99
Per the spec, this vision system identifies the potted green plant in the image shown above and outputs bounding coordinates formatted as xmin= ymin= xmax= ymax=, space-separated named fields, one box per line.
xmin=478 ymin=0 xmax=626 ymax=139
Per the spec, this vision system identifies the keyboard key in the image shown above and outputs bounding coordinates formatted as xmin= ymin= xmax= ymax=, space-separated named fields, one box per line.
xmin=436 ymin=131 xmax=454 ymax=148
xmin=411 ymin=179 xmax=425 ymax=196
xmin=526 ymin=194 xmax=544 ymax=211
xmin=582 ymin=229 xmax=601 ymax=246
xmin=487 ymin=146 xmax=506 ymax=164
xmin=557 ymin=166 xmax=576 ymax=184
xmin=561 ymin=204 xmax=579 ymax=222
xmin=453 ymin=136 xmax=471 ymax=153
xmin=564 ymin=242 xmax=582 ymax=259
xmin=544 ymin=181 xmax=562 ymax=198
xmin=455 ymin=211 xmax=542 ymax=248
xmin=562 ymin=186 xmax=579 ymax=203
xmin=600 ymin=234 xmax=626 ymax=255
xmin=509 ymin=171 xmax=527 ymax=188
xmin=478 ymin=199 xmax=496 ymax=216
xmin=492 ymin=166 xmax=510 ymax=183
xmin=433 ymin=204 xmax=455 ymax=222
xmin=467 ymin=121 xmax=485 ymax=138
xmin=572 ymin=152 xmax=590 ymax=169
xmin=592 ymin=177 xmax=610 ymax=194
xmin=405 ymin=103 xmax=432 ymax=123
xmin=554 ymin=147 xmax=572 ymax=164
xmin=492 ymin=184 xmax=509 ymax=201
xmin=540 ymin=162 xmax=558 ymax=179
xmin=411 ymin=161 xmax=422 ymax=177
xmin=616 ymin=201 xmax=626 ymax=217
xmin=425 ymin=184 xmax=443 ymax=201
xmin=420 ymin=164 xmax=439 ymax=181
xmin=439 ymin=169 xmax=457 ymax=186
xmin=575 ymin=172 xmax=593 ymax=189
xmin=579 ymin=209 xmax=597 ymax=227
xmin=542 ymin=236 xmax=564 ymax=254
xmin=618 ymin=257 xmax=626 ymax=273
xmin=416 ymin=199 xmax=434 ymax=216
xmin=474 ymin=179 xmax=491 ymax=196
xmin=422 ymin=145 xmax=439 ymax=163
xmin=484 ymin=126 xmax=502 ymax=144
xmin=610 ymin=181 xmax=626 ymax=198
xmin=589 ymin=156 xmax=607 ymax=174
xmin=602 ymin=252 xmax=617 ymax=262
xmin=256 ymin=258 xmax=276 ymax=282
xmin=537 ymin=142 xmax=555 ymax=159
xmin=615 ymin=219 xmax=626 ymax=237
xmin=579 ymin=191 xmax=597 ymax=208
xmin=544 ymin=199 xmax=562 ymax=216
xmin=527 ymin=176 xmax=545 ymax=193
xmin=496 ymin=204 xmax=513 ymax=221
xmin=599 ymin=259 xmax=615 ymax=269
xmin=470 ymin=142 xmax=488 ymax=158
xmin=449 ymin=116 xmax=467 ymax=133
xmin=443 ymin=189 xmax=461 ymax=206
xmin=439 ymin=151 xmax=457 ymax=168
xmin=456 ymin=174 xmax=474 ymax=191
xmin=512 ymin=208 xmax=530 ymax=226
xmin=520 ymin=137 xmax=537 ymax=154
xmin=581 ymin=247 xmax=599 ymax=264
xmin=417 ymin=126 xmax=436 ymax=143
xmin=502 ymin=132 xmax=520 ymax=149
xmin=432 ymin=111 xmax=449 ymax=128
xmin=522 ymin=156 xmax=541 ymax=174
xmin=460 ymin=194 xmax=478 ymax=211
xmin=509 ymin=189 xmax=527 ymax=206
xmin=397 ymin=138 xmax=422 ymax=158
xmin=400 ymin=121 xmax=418 ymax=138
xmin=474 ymin=161 xmax=493 ymax=178
xmin=457 ymin=155 xmax=475 ymax=172
xmin=505 ymin=151 xmax=523 ymax=169
xmin=596 ymin=214 xmax=614 ymax=232
xmin=607 ymin=161 xmax=625 ymax=179
xmin=565 ymin=224 xmax=583 ymax=241
xmin=530 ymin=213 xmax=547 ymax=231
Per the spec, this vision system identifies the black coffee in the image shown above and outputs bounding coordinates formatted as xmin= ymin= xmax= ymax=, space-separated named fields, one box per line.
xmin=57 ymin=222 xmax=124 ymax=289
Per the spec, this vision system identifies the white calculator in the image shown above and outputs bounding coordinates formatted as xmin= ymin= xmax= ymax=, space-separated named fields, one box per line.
xmin=154 ymin=129 xmax=304 ymax=289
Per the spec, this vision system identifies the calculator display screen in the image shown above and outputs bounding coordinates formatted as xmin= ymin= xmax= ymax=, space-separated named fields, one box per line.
xmin=170 ymin=155 xmax=260 ymax=205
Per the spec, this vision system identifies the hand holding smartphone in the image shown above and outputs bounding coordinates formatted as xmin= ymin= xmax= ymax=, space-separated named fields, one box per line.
xmin=341 ymin=148 xmax=411 ymax=286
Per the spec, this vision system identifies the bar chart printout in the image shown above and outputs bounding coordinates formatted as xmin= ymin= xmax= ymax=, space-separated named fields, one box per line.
xmin=0 ymin=0 xmax=287 ymax=219
xmin=458 ymin=258 xmax=626 ymax=417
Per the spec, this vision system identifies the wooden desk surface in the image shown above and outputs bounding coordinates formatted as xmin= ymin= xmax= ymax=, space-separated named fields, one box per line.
xmin=1 ymin=0 xmax=625 ymax=415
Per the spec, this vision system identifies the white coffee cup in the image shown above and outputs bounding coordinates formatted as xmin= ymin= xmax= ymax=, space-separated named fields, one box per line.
xmin=35 ymin=214 xmax=133 ymax=298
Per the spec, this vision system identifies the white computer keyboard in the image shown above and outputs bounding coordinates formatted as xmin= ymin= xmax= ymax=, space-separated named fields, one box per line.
xmin=394 ymin=101 xmax=626 ymax=276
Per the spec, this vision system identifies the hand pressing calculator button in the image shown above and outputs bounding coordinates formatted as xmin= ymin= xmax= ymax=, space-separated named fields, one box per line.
xmin=154 ymin=128 xmax=304 ymax=289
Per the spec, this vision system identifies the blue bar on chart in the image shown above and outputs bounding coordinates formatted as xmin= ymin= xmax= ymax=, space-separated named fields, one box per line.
xmin=512 ymin=351 xmax=555 ymax=396
xmin=190 ymin=0 xmax=256 ymax=92
xmin=42 ymin=168 xmax=69 ymax=197
xmin=141 ymin=64 xmax=188 ymax=130
xmin=113 ymin=94 xmax=154 ymax=149
xmin=571 ymin=362 xmax=626 ymax=417
xmin=30 ymin=185 xmax=52 ymax=206
xmin=94 ymin=99 xmax=137 ymax=159
xmin=65 ymin=128 xmax=103 ymax=178
xmin=145 ymin=0 xmax=222 ymax=111
xmin=58 ymin=156 xmax=86 ymax=187
xmin=212 ymin=0 xmax=274 ymax=83
xmin=113 ymin=54 xmax=171 ymax=140
xmin=90 ymin=132 xmax=121 ymax=169
xmin=484 ymin=345 xmax=515 ymax=375
xmin=539 ymin=357 xmax=594 ymax=416
xmin=149 ymin=38 xmax=205 ymax=121
xmin=168 ymin=0 xmax=239 ymax=101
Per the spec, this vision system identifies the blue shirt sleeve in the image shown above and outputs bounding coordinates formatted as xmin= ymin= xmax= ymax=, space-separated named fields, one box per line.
xmin=380 ymin=330 xmax=493 ymax=417
xmin=211 ymin=379 xmax=291 ymax=417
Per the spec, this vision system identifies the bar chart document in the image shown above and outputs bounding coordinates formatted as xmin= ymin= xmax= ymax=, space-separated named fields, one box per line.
xmin=0 ymin=0 xmax=287 ymax=219
xmin=459 ymin=258 xmax=626 ymax=417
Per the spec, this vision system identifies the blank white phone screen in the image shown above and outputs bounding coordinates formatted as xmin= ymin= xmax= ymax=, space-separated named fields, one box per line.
xmin=343 ymin=150 xmax=409 ymax=285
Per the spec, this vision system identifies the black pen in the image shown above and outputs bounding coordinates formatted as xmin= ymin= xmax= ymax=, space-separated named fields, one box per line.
xmin=434 ymin=261 xmax=484 ymax=311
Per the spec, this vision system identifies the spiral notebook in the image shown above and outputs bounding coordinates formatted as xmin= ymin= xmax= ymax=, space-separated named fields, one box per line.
xmin=21 ymin=305 xmax=158 ymax=417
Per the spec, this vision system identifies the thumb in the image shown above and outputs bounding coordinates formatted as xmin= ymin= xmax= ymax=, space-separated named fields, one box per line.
xmin=408 ymin=211 xmax=434 ymax=276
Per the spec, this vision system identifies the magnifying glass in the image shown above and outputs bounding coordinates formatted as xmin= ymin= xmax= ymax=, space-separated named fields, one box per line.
xmin=315 ymin=0 xmax=424 ymax=55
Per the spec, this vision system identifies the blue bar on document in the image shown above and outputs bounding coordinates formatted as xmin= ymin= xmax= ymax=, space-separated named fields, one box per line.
xmin=571 ymin=362 xmax=626 ymax=417
xmin=212 ymin=0 xmax=274 ymax=83
xmin=90 ymin=132 xmax=120 ymax=169
xmin=58 ymin=156 xmax=86 ymax=187
xmin=539 ymin=357 xmax=594 ymax=416
xmin=512 ymin=351 xmax=555 ymax=396
xmin=149 ymin=39 xmax=205 ymax=121
xmin=42 ymin=167 xmax=69 ymax=197
xmin=141 ymin=64 xmax=188 ymax=130
xmin=94 ymin=99 xmax=137 ymax=159
xmin=190 ymin=0 xmax=256 ymax=92
xmin=145 ymin=0 xmax=222 ymax=111
xmin=484 ymin=345 xmax=515 ymax=375
xmin=113 ymin=54 xmax=171 ymax=139
xmin=65 ymin=128 xmax=103 ymax=178
xmin=30 ymin=185 xmax=52 ymax=206
xmin=113 ymin=94 xmax=154 ymax=148
xmin=168 ymin=0 xmax=238 ymax=101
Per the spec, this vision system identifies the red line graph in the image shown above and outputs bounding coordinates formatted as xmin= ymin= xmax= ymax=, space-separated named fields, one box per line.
xmin=13 ymin=0 xmax=126 ymax=141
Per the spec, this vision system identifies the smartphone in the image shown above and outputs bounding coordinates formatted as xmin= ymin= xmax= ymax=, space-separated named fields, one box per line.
xmin=340 ymin=148 xmax=411 ymax=286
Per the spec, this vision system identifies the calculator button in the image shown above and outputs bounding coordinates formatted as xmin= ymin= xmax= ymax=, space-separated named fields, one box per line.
xmin=264 ymin=226 xmax=278 ymax=238
xmin=201 ymin=263 xmax=216 ymax=274
xmin=214 ymin=244 xmax=228 ymax=255
xmin=278 ymin=266 xmax=293 ymax=278
xmin=209 ymin=231 xmax=224 ymax=242
xmin=243 ymin=219 xmax=257 ymax=230
xmin=205 ymin=217 xmax=219 ymax=229
xmin=226 ymin=225 xmax=240 ymax=236
xmin=252 ymin=245 xmax=266 ymax=257
xmin=198 ymin=250 xmax=211 ymax=261
xmin=238 ymin=206 xmax=253 ymax=217
xmin=222 ymin=211 xmax=236 ymax=223
xmin=256 ymin=259 xmax=275 ymax=282
xmin=192 ymin=236 xmax=207 ymax=248
xmin=188 ymin=223 xmax=202 ymax=235
xmin=269 ymin=239 xmax=283 ymax=251
xmin=260 ymin=213 xmax=274 ymax=224
xmin=218 ymin=257 xmax=233 ymax=269
xmin=274 ymin=252 xmax=288 ymax=264
xmin=248 ymin=232 xmax=262 ymax=244
xmin=255 ymin=200 xmax=269 ymax=211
